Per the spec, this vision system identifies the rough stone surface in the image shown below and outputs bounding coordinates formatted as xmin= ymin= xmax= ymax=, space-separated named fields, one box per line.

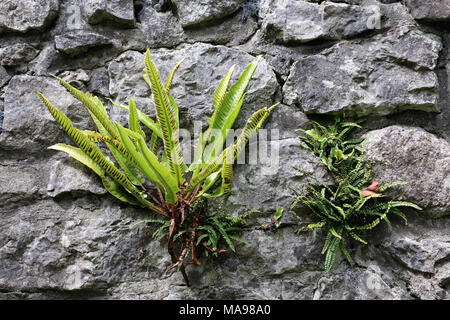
xmin=84 ymin=0 xmax=135 ymax=27
xmin=0 ymin=44 xmax=39 ymax=66
xmin=0 ymin=66 xmax=10 ymax=88
xmin=172 ymin=0 xmax=245 ymax=27
xmin=136 ymin=3 xmax=184 ymax=48
xmin=283 ymin=26 xmax=442 ymax=116
xmin=226 ymin=138 xmax=333 ymax=220
xmin=0 ymin=0 xmax=59 ymax=34
xmin=404 ymin=0 xmax=450 ymax=22
xmin=55 ymin=32 xmax=112 ymax=57
xmin=0 ymin=0 xmax=450 ymax=301
xmin=262 ymin=0 xmax=380 ymax=44
xmin=364 ymin=125 xmax=450 ymax=218
xmin=0 ymin=75 xmax=91 ymax=154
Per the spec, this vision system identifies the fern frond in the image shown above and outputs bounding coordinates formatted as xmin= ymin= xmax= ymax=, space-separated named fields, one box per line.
xmin=145 ymin=49 xmax=185 ymax=185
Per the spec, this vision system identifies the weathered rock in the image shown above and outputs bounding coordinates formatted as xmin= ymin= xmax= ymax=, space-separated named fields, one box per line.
xmin=0 ymin=66 xmax=10 ymax=88
xmin=84 ymin=0 xmax=135 ymax=27
xmin=28 ymin=42 xmax=58 ymax=76
xmin=0 ymin=198 xmax=152 ymax=293
xmin=55 ymin=31 xmax=112 ymax=57
xmin=88 ymin=67 xmax=110 ymax=97
xmin=136 ymin=3 xmax=184 ymax=48
xmin=59 ymin=69 xmax=90 ymax=87
xmin=262 ymin=0 xmax=381 ymax=44
xmin=283 ymin=26 xmax=442 ymax=116
xmin=0 ymin=75 xmax=91 ymax=154
xmin=241 ymin=1 xmax=418 ymax=80
xmin=183 ymin=9 xmax=258 ymax=46
xmin=47 ymin=158 xmax=106 ymax=197
xmin=225 ymin=138 xmax=333 ymax=219
xmin=108 ymin=43 xmax=279 ymax=130
xmin=0 ymin=44 xmax=39 ymax=66
xmin=0 ymin=163 xmax=42 ymax=205
xmin=0 ymin=0 xmax=59 ymax=34
xmin=107 ymin=51 xmax=153 ymax=125
xmin=172 ymin=0 xmax=245 ymax=27
xmin=404 ymin=0 xmax=450 ymax=22
xmin=364 ymin=125 xmax=450 ymax=218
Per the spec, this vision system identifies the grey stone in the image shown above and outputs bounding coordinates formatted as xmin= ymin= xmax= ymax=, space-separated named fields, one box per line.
xmin=262 ymin=0 xmax=381 ymax=44
xmin=47 ymin=158 xmax=106 ymax=197
xmin=0 ymin=66 xmax=11 ymax=88
xmin=225 ymin=138 xmax=333 ymax=220
xmin=172 ymin=0 xmax=245 ymax=27
xmin=364 ymin=125 xmax=450 ymax=218
xmin=0 ymin=199 xmax=148 ymax=292
xmin=57 ymin=69 xmax=91 ymax=93
xmin=0 ymin=75 xmax=91 ymax=154
xmin=85 ymin=0 xmax=135 ymax=27
xmin=183 ymin=9 xmax=258 ymax=46
xmin=0 ymin=163 xmax=41 ymax=205
xmin=107 ymin=50 xmax=153 ymax=125
xmin=1 ymin=0 xmax=450 ymax=301
xmin=136 ymin=4 xmax=184 ymax=48
xmin=404 ymin=0 xmax=450 ymax=22
xmin=0 ymin=44 xmax=39 ymax=66
xmin=0 ymin=0 xmax=59 ymax=34
xmin=28 ymin=42 xmax=58 ymax=76
xmin=88 ymin=67 xmax=110 ymax=97
xmin=283 ymin=26 xmax=442 ymax=116
xmin=55 ymin=31 xmax=112 ymax=57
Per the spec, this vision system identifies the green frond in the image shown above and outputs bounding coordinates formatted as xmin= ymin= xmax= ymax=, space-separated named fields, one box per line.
xmin=38 ymin=92 xmax=158 ymax=212
xmin=144 ymin=49 xmax=185 ymax=185
xmin=389 ymin=201 xmax=422 ymax=211
xmin=114 ymin=121 xmax=179 ymax=204
xmin=52 ymin=76 xmax=119 ymax=140
xmin=108 ymin=98 xmax=162 ymax=139
xmin=128 ymin=99 xmax=146 ymax=138
xmin=48 ymin=143 xmax=104 ymax=177
xmin=201 ymin=58 xmax=261 ymax=165
xmin=165 ymin=59 xmax=184 ymax=94
xmin=324 ymin=237 xmax=340 ymax=272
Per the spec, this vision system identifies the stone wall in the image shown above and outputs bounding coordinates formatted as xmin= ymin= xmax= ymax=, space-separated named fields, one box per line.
xmin=0 ymin=0 xmax=449 ymax=299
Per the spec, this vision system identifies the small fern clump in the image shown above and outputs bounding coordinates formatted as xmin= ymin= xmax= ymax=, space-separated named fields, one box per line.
xmin=131 ymin=197 xmax=258 ymax=272
xmin=291 ymin=118 xmax=422 ymax=272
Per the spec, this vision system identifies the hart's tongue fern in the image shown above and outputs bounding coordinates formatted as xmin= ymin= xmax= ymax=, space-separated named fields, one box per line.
xmin=291 ymin=118 xmax=422 ymax=272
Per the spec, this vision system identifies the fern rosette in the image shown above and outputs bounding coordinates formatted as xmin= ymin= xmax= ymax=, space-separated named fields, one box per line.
xmin=38 ymin=50 xmax=276 ymax=285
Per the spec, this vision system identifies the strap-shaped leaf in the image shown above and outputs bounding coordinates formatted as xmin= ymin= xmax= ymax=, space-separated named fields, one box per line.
xmin=128 ymin=99 xmax=146 ymax=138
xmin=114 ymin=121 xmax=179 ymax=204
xmin=189 ymin=64 xmax=234 ymax=172
xmin=165 ymin=59 xmax=183 ymax=94
xmin=101 ymin=177 xmax=144 ymax=207
xmin=84 ymin=111 xmax=145 ymax=186
xmin=201 ymin=57 xmax=260 ymax=165
xmin=52 ymin=75 xmax=119 ymax=140
xmin=38 ymin=92 xmax=152 ymax=209
xmin=48 ymin=143 xmax=144 ymax=206
xmin=108 ymin=98 xmax=162 ymax=139
xmin=144 ymin=49 xmax=185 ymax=185
xmin=107 ymin=144 xmax=145 ymax=186
xmin=49 ymin=143 xmax=104 ymax=177
xmin=187 ymin=104 xmax=277 ymax=194
xmin=212 ymin=65 xmax=235 ymax=112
